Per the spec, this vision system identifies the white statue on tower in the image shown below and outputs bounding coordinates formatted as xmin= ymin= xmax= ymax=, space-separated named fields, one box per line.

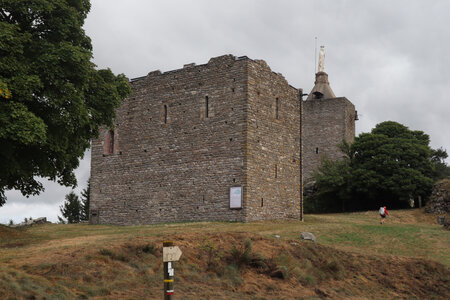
xmin=318 ymin=46 xmax=325 ymax=73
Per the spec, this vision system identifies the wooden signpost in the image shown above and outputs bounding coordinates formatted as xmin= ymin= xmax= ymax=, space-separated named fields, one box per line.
xmin=163 ymin=241 xmax=182 ymax=300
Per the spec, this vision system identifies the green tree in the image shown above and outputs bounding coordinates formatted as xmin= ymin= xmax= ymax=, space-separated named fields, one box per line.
xmin=431 ymin=148 xmax=450 ymax=181
xmin=312 ymin=121 xmax=441 ymax=211
xmin=80 ymin=178 xmax=90 ymax=221
xmin=351 ymin=121 xmax=434 ymax=208
xmin=0 ymin=1 xmax=131 ymax=206
xmin=307 ymin=157 xmax=352 ymax=213
xmin=59 ymin=191 xmax=81 ymax=223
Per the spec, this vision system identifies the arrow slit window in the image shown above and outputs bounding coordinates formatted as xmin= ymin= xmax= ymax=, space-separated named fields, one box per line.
xmin=275 ymin=97 xmax=279 ymax=119
xmin=205 ymin=96 xmax=209 ymax=118
xmin=163 ymin=104 xmax=168 ymax=124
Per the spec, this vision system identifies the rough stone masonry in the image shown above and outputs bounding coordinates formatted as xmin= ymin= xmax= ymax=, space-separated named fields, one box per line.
xmin=90 ymin=54 xmax=356 ymax=225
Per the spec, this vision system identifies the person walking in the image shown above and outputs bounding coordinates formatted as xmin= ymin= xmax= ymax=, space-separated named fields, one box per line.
xmin=379 ymin=206 xmax=389 ymax=224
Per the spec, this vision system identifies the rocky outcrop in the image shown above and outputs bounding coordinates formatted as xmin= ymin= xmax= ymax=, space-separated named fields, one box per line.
xmin=11 ymin=217 xmax=49 ymax=228
xmin=425 ymin=179 xmax=450 ymax=214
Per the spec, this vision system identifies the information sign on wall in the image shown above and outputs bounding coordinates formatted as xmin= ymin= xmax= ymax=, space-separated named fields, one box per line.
xmin=230 ymin=186 xmax=242 ymax=209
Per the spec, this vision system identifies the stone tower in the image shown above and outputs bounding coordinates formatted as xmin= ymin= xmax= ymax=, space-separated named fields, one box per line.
xmin=90 ymin=55 xmax=302 ymax=225
xmin=302 ymin=47 xmax=357 ymax=182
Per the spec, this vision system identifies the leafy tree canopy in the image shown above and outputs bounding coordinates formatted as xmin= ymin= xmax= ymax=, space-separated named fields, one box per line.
xmin=431 ymin=147 xmax=450 ymax=181
xmin=309 ymin=121 xmax=447 ymax=212
xmin=0 ymin=0 xmax=131 ymax=205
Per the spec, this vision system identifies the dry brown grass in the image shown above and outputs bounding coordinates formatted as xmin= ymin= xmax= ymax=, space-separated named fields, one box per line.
xmin=1 ymin=208 xmax=449 ymax=299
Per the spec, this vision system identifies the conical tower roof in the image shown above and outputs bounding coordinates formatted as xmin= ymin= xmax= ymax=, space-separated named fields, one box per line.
xmin=306 ymin=71 xmax=336 ymax=100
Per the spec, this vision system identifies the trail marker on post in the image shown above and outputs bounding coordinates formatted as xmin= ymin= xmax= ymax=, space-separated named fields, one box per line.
xmin=163 ymin=241 xmax=182 ymax=300
xmin=163 ymin=246 xmax=182 ymax=262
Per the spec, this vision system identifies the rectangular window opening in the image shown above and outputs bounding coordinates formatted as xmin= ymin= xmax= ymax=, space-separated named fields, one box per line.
xmin=275 ymin=97 xmax=279 ymax=119
xmin=205 ymin=96 xmax=209 ymax=118
xmin=275 ymin=164 xmax=278 ymax=178
xmin=109 ymin=130 xmax=114 ymax=154
xmin=164 ymin=104 xmax=168 ymax=124
xmin=316 ymin=147 xmax=319 ymax=154
xmin=261 ymin=198 xmax=264 ymax=207
xmin=104 ymin=129 xmax=115 ymax=155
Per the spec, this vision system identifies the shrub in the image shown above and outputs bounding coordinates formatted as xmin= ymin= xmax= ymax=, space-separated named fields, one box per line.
xmin=229 ymin=238 xmax=252 ymax=267
xmin=199 ymin=237 xmax=223 ymax=271
xmin=141 ymin=243 xmax=156 ymax=255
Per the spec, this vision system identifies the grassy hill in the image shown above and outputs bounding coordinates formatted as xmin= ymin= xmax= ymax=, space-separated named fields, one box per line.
xmin=1 ymin=208 xmax=449 ymax=299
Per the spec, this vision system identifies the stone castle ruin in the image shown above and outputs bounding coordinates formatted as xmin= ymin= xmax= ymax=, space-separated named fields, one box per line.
xmin=90 ymin=51 xmax=356 ymax=225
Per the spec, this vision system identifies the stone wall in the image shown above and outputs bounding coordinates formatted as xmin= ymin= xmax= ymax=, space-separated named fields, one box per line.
xmin=302 ymin=97 xmax=356 ymax=182
xmin=90 ymin=54 xmax=354 ymax=225
xmin=90 ymin=55 xmax=249 ymax=225
xmin=425 ymin=179 xmax=450 ymax=214
xmin=245 ymin=60 xmax=301 ymax=221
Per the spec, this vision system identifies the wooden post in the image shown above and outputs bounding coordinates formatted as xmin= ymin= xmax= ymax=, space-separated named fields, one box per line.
xmin=163 ymin=241 xmax=174 ymax=300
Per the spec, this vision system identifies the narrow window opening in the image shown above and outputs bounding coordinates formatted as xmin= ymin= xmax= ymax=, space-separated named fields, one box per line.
xmin=233 ymin=178 xmax=236 ymax=183
xmin=275 ymin=164 xmax=278 ymax=178
xmin=205 ymin=96 xmax=209 ymax=118
xmin=275 ymin=98 xmax=279 ymax=119
xmin=261 ymin=198 xmax=264 ymax=207
xmin=109 ymin=130 xmax=114 ymax=154
xmin=163 ymin=104 xmax=168 ymax=124
xmin=232 ymin=88 xmax=235 ymax=93
xmin=104 ymin=130 xmax=115 ymax=155
xmin=316 ymin=147 xmax=319 ymax=154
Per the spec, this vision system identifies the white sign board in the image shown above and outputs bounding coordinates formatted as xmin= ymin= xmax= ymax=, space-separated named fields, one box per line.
xmin=163 ymin=246 xmax=182 ymax=262
xmin=167 ymin=262 xmax=174 ymax=276
xmin=230 ymin=186 xmax=242 ymax=209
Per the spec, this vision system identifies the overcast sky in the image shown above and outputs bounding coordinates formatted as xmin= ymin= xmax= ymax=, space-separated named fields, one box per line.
xmin=1 ymin=0 xmax=449 ymax=224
